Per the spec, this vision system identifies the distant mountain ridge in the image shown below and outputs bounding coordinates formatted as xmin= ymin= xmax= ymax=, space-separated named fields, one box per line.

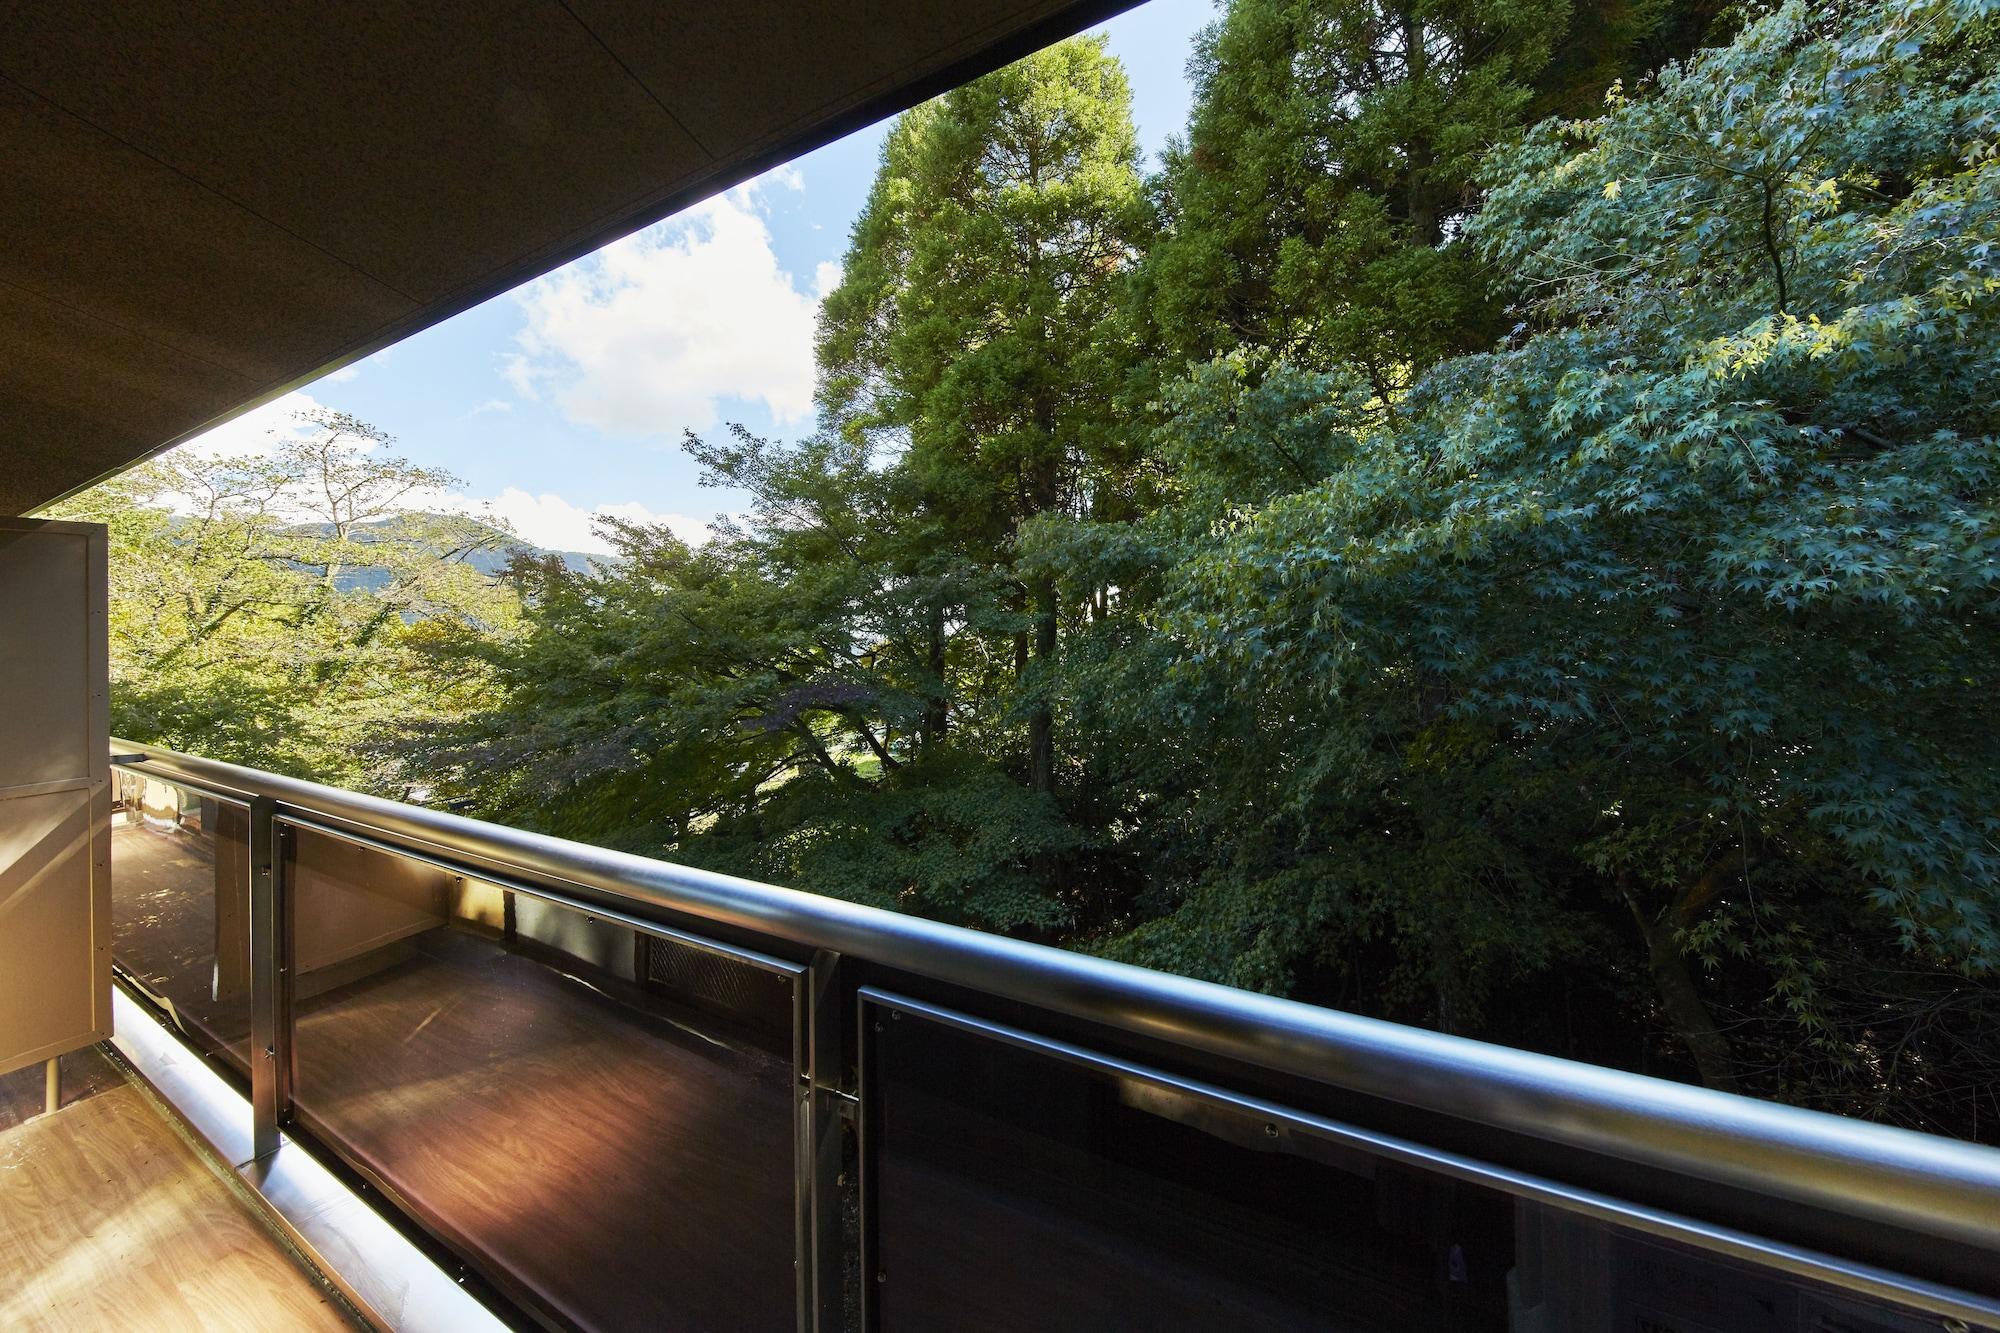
xmin=284 ymin=515 xmax=601 ymax=593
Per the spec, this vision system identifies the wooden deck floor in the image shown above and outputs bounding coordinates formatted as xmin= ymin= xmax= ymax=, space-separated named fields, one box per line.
xmin=0 ymin=1059 xmax=354 ymax=1332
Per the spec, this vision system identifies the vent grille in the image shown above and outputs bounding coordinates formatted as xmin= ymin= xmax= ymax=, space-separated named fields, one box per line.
xmin=645 ymin=933 xmax=764 ymax=1017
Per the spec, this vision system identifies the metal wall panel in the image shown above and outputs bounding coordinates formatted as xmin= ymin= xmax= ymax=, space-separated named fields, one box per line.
xmin=0 ymin=518 xmax=109 ymax=1078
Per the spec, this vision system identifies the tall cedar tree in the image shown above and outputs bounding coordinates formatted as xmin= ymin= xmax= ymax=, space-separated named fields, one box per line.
xmin=1142 ymin=0 xmax=1680 ymax=399
xmin=817 ymin=37 xmax=1150 ymax=800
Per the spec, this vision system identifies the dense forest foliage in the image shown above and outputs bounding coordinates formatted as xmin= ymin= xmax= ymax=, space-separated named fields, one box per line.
xmin=63 ymin=0 xmax=2000 ymax=1138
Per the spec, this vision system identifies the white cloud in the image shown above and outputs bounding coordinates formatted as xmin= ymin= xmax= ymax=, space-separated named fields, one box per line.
xmin=321 ymin=363 xmax=361 ymax=383
xmin=453 ymin=487 xmax=709 ymax=555
xmin=177 ymin=391 xmax=336 ymax=459
xmin=504 ymin=177 xmax=823 ymax=437
xmin=466 ymin=398 xmax=513 ymax=417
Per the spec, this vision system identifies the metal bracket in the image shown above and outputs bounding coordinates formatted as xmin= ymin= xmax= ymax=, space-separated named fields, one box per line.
xmin=247 ymin=797 xmax=291 ymax=1159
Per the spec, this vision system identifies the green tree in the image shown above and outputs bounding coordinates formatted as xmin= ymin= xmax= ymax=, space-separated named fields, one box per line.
xmin=410 ymin=433 xmax=1085 ymax=933
xmin=51 ymin=410 xmax=518 ymax=788
xmin=818 ymin=35 xmax=1151 ymax=799
xmin=1121 ymin=0 xmax=2000 ymax=1112
xmin=1140 ymin=0 xmax=1704 ymax=402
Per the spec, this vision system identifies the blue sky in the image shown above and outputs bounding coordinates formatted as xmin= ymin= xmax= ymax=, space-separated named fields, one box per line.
xmin=189 ymin=0 xmax=1214 ymax=554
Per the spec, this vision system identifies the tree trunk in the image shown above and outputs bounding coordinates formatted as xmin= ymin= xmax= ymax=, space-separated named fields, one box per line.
xmin=922 ymin=602 xmax=948 ymax=754
xmin=1622 ymin=884 xmax=1742 ymax=1093
xmin=1402 ymin=13 xmax=1441 ymax=248
xmin=1024 ymin=425 xmax=1061 ymax=797
xmin=1028 ymin=574 xmax=1057 ymax=796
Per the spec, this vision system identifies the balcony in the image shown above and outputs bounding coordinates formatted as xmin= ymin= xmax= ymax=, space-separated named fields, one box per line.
xmin=1 ymin=737 xmax=1996 ymax=1331
xmin=9 ymin=1 xmax=1994 ymax=1328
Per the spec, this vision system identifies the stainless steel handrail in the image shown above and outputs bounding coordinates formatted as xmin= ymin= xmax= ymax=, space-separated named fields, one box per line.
xmin=111 ymin=738 xmax=2000 ymax=1278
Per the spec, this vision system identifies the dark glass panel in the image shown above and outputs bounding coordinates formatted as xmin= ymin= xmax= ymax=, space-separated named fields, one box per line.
xmin=865 ymin=999 xmax=1987 ymax=1333
xmin=109 ymin=770 xmax=252 ymax=1073
xmin=285 ymin=823 xmax=799 ymax=1332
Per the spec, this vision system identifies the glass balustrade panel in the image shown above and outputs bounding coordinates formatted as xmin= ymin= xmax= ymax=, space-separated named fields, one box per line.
xmin=110 ymin=769 xmax=253 ymax=1075
xmin=863 ymin=996 xmax=1990 ymax=1333
xmin=284 ymin=821 xmax=802 ymax=1333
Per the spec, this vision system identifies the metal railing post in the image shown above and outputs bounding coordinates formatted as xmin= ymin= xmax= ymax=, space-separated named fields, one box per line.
xmin=806 ymin=948 xmax=851 ymax=1332
xmin=247 ymin=797 xmax=291 ymax=1158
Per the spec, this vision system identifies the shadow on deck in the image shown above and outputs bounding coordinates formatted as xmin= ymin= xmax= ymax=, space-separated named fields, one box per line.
xmin=0 ymin=1049 xmax=355 ymax=1331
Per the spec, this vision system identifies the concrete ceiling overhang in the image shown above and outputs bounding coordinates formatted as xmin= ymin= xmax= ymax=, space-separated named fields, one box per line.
xmin=0 ymin=0 xmax=1139 ymax=516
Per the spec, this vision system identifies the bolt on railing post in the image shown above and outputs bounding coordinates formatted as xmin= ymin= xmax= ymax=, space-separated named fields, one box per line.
xmin=248 ymin=798 xmax=292 ymax=1159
